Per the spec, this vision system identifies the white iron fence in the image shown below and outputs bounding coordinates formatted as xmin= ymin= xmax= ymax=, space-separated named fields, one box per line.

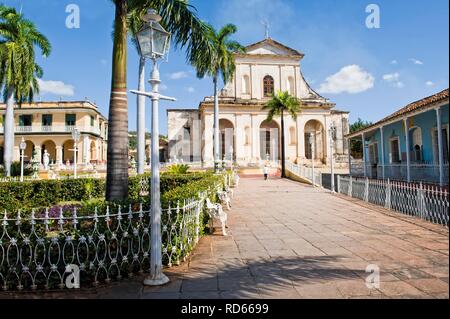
xmin=0 ymin=194 xmax=207 ymax=291
xmin=285 ymin=161 xmax=322 ymax=187
xmin=337 ymin=176 xmax=449 ymax=227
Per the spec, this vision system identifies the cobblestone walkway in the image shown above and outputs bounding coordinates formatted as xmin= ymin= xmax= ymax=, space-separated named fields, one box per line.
xmin=3 ymin=177 xmax=449 ymax=299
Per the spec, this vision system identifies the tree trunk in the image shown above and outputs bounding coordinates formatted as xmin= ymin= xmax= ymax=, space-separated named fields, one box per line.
xmin=3 ymin=85 xmax=15 ymax=177
xmin=137 ymin=56 xmax=146 ymax=175
xmin=213 ymin=76 xmax=220 ymax=172
xmin=106 ymin=0 xmax=129 ymax=201
xmin=281 ymin=109 xmax=286 ymax=178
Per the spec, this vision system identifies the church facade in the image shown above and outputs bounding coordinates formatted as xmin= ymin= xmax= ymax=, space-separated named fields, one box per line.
xmin=167 ymin=38 xmax=350 ymax=168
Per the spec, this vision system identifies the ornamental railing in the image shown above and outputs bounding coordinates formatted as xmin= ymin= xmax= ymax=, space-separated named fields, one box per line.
xmin=285 ymin=161 xmax=322 ymax=187
xmin=350 ymin=161 xmax=449 ymax=186
xmin=337 ymin=176 xmax=449 ymax=227
xmin=0 ymin=193 xmax=207 ymax=291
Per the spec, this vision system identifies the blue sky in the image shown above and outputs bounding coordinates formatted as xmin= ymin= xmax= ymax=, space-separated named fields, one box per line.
xmin=2 ymin=0 xmax=449 ymax=134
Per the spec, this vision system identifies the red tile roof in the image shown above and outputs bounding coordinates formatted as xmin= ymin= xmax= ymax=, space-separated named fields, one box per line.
xmin=348 ymin=89 xmax=449 ymax=137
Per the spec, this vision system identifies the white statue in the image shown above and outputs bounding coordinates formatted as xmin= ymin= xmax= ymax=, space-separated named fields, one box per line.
xmin=43 ymin=150 xmax=50 ymax=170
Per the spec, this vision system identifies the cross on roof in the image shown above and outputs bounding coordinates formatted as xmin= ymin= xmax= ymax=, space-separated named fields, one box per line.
xmin=262 ymin=20 xmax=270 ymax=39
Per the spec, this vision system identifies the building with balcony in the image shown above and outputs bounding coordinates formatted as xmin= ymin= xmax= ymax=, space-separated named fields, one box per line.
xmin=347 ymin=89 xmax=449 ymax=186
xmin=0 ymin=101 xmax=108 ymax=168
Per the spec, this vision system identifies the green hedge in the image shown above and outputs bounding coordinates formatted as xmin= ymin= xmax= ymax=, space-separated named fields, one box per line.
xmin=0 ymin=171 xmax=221 ymax=214
xmin=0 ymin=178 xmax=106 ymax=213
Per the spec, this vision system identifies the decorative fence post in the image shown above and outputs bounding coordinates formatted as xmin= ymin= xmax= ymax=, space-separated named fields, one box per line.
xmin=385 ymin=179 xmax=391 ymax=210
xmin=348 ymin=176 xmax=353 ymax=197
xmin=337 ymin=175 xmax=341 ymax=194
xmin=364 ymin=178 xmax=369 ymax=202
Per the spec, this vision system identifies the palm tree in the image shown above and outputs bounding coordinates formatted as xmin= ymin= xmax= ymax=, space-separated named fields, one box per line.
xmin=106 ymin=0 xmax=213 ymax=201
xmin=192 ymin=24 xmax=244 ymax=172
xmin=0 ymin=5 xmax=51 ymax=177
xmin=262 ymin=91 xmax=301 ymax=178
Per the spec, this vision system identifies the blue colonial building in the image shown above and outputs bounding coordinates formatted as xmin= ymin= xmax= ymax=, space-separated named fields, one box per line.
xmin=347 ymin=89 xmax=449 ymax=186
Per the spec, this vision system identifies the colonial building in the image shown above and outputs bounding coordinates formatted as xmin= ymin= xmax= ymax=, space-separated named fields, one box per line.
xmin=347 ymin=89 xmax=449 ymax=186
xmin=168 ymin=38 xmax=350 ymax=167
xmin=0 ymin=101 xmax=108 ymax=168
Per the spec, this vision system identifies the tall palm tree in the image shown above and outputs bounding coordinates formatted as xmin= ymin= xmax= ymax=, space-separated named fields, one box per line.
xmin=192 ymin=24 xmax=244 ymax=172
xmin=0 ymin=5 xmax=51 ymax=177
xmin=262 ymin=91 xmax=301 ymax=178
xmin=106 ymin=0 xmax=213 ymax=200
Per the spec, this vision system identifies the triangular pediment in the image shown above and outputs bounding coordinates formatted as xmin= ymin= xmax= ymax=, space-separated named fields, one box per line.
xmin=244 ymin=38 xmax=304 ymax=57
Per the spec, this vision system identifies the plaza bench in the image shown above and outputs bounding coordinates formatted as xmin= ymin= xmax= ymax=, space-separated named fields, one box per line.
xmin=217 ymin=187 xmax=232 ymax=211
xmin=205 ymin=197 xmax=228 ymax=236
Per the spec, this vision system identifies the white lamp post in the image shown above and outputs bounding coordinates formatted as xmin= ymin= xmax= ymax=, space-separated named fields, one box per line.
xmin=71 ymin=128 xmax=80 ymax=179
xmin=131 ymin=9 xmax=174 ymax=286
xmin=309 ymin=133 xmax=315 ymax=187
xmin=329 ymin=123 xmax=337 ymax=193
xmin=19 ymin=138 xmax=27 ymax=182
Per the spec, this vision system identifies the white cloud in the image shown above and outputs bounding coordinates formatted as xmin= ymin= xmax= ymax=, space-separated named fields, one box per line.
xmin=186 ymin=87 xmax=195 ymax=93
xmin=383 ymin=72 xmax=405 ymax=89
xmin=37 ymin=79 xmax=75 ymax=96
xmin=409 ymin=58 xmax=424 ymax=65
xmin=160 ymin=84 xmax=168 ymax=91
xmin=169 ymin=71 xmax=189 ymax=80
xmin=317 ymin=65 xmax=374 ymax=94
xmin=426 ymin=81 xmax=435 ymax=87
xmin=383 ymin=72 xmax=400 ymax=82
xmin=390 ymin=60 xmax=398 ymax=65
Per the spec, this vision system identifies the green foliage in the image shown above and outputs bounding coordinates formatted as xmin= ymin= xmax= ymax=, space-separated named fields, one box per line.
xmin=263 ymin=91 xmax=301 ymax=121
xmin=166 ymin=164 xmax=190 ymax=174
xmin=350 ymin=118 xmax=373 ymax=133
xmin=350 ymin=118 xmax=373 ymax=158
xmin=8 ymin=161 xmax=33 ymax=177
xmin=0 ymin=4 xmax=51 ymax=102
xmin=0 ymin=178 xmax=105 ymax=214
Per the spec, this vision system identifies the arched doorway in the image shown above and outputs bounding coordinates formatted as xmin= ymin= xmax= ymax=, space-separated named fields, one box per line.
xmin=260 ymin=120 xmax=280 ymax=162
xmin=41 ymin=140 xmax=56 ymax=163
xmin=24 ymin=141 xmax=35 ymax=163
xmin=304 ymin=120 xmax=326 ymax=162
xmin=62 ymin=140 xmax=75 ymax=164
xmin=219 ymin=119 xmax=235 ymax=161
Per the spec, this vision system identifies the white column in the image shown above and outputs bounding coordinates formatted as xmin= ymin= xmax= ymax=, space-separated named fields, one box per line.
xmin=403 ymin=118 xmax=411 ymax=182
xmin=297 ymin=117 xmax=305 ymax=161
xmin=83 ymin=134 xmax=89 ymax=165
xmin=380 ymin=126 xmax=385 ymax=179
xmin=202 ymin=114 xmax=214 ymax=164
xmin=56 ymin=146 xmax=63 ymax=167
xmin=362 ymin=133 xmax=367 ymax=177
xmin=251 ymin=114 xmax=259 ymax=162
xmin=436 ymin=107 xmax=444 ymax=186
xmin=348 ymin=138 xmax=352 ymax=175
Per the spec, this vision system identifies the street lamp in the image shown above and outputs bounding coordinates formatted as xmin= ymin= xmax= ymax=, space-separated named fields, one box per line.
xmin=71 ymin=128 xmax=80 ymax=178
xmin=329 ymin=123 xmax=337 ymax=193
xmin=309 ymin=133 xmax=315 ymax=187
xmin=19 ymin=138 xmax=27 ymax=182
xmin=131 ymin=9 xmax=174 ymax=286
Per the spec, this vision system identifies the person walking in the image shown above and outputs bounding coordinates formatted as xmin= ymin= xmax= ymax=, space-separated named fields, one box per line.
xmin=263 ymin=164 xmax=269 ymax=181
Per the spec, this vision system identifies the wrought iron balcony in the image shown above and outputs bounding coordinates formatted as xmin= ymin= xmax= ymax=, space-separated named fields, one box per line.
xmin=0 ymin=125 xmax=101 ymax=136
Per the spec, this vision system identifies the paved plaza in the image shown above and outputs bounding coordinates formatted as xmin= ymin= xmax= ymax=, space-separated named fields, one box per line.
xmin=2 ymin=177 xmax=449 ymax=299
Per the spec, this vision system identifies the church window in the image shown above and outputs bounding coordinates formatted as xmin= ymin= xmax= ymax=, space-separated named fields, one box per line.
xmin=287 ymin=77 xmax=295 ymax=95
xmin=263 ymin=75 xmax=274 ymax=97
xmin=242 ymin=75 xmax=250 ymax=94
xmin=289 ymin=127 xmax=297 ymax=145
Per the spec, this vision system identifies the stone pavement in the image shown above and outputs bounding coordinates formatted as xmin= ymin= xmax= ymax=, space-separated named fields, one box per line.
xmin=2 ymin=177 xmax=448 ymax=299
